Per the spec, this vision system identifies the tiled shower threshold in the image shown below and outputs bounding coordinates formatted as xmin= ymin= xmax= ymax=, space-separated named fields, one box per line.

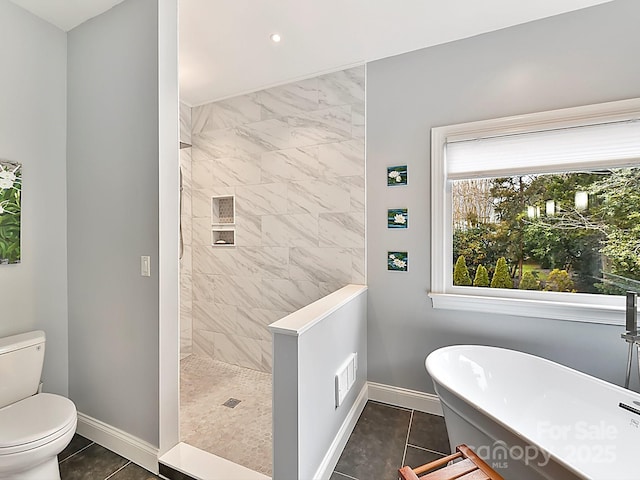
xmin=159 ymin=443 xmax=270 ymax=480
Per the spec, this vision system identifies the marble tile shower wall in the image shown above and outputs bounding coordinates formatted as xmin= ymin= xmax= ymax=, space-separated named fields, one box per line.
xmin=180 ymin=102 xmax=193 ymax=359
xmin=189 ymin=66 xmax=366 ymax=372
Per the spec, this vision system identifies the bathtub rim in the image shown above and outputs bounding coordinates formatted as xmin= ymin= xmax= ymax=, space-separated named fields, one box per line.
xmin=426 ymin=344 xmax=630 ymax=401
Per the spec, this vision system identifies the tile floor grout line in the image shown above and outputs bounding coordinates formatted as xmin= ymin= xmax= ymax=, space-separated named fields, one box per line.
xmin=406 ymin=442 xmax=449 ymax=456
xmin=368 ymin=399 xmax=412 ymax=413
xmin=104 ymin=460 xmax=131 ymax=480
xmin=58 ymin=441 xmax=95 ymax=464
xmin=400 ymin=409 xmax=414 ymax=468
xmin=332 ymin=471 xmax=359 ymax=480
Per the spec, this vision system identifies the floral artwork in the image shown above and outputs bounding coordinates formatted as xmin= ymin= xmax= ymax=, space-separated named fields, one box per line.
xmin=387 ymin=165 xmax=407 ymax=186
xmin=388 ymin=251 xmax=408 ymax=272
xmin=388 ymin=209 xmax=408 ymax=228
xmin=0 ymin=160 xmax=21 ymax=264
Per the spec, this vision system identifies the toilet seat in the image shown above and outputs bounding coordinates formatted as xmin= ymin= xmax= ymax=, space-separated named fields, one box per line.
xmin=0 ymin=393 xmax=77 ymax=456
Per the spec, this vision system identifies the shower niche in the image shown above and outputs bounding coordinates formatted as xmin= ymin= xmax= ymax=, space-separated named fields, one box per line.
xmin=211 ymin=195 xmax=235 ymax=247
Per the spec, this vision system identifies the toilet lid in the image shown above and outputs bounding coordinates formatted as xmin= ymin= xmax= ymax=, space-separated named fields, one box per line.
xmin=0 ymin=393 xmax=77 ymax=449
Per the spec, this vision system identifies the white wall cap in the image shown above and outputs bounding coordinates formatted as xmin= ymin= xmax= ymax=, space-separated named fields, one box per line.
xmin=269 ymin=285 xmax=367 ymax=337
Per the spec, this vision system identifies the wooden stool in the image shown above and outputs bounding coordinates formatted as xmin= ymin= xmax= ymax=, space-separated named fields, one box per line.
xmin=399 ymin=444 xmax=504 ymax=480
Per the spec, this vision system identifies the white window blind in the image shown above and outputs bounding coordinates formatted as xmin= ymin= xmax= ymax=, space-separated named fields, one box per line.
xmin=446 ymin=120 xmax=640 ymax=179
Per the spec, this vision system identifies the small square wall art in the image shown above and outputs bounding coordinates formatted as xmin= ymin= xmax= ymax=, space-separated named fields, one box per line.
xmin=388 ymin=251 xmax=408 ymax=272
xmin=387 ymin=165 xmax=407 ymax=186
xmin=388 ymin=208 xmax=408 ymax=228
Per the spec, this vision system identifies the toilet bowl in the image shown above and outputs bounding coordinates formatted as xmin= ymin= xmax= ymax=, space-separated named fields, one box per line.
xmin=0 ymin=331 xmax=77 ymax=480
xmin=0 ymin=394 xmax=77 ymax=480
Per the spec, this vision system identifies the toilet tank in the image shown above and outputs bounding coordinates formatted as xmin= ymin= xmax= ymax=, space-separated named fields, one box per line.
xmin=0 ymin=330 xmax=46 ymax=409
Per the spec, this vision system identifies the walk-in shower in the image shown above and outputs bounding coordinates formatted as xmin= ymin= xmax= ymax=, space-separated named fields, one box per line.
xmin=177 ymin=65 xmax=366 ymax=476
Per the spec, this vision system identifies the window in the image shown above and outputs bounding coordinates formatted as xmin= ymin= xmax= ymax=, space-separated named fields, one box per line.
xmin=430 ymin=98 xmax=640 ymax=324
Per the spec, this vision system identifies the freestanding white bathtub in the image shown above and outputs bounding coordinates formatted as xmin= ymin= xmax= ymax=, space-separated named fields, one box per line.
xmin=426 ymin=345 xmax=640 ymax=480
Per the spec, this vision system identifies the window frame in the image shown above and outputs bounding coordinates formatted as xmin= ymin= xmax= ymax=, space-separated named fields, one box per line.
xmin=429 ymin=98 xmax=640 ymax=325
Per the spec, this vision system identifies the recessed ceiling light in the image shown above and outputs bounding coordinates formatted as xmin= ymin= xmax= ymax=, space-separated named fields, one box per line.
xmin=270 ymin=33 xmax=281 ymax=43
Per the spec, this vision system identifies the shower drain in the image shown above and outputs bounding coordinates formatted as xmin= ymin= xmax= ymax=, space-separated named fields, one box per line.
xmin=222 ymin=398 xmax=241 ymax=408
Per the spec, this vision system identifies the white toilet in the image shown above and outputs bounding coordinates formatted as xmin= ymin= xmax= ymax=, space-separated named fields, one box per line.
xmin=0 ymin=330 xmax=77 ymax=480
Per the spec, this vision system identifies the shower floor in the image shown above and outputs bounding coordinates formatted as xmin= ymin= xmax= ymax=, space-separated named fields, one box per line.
xmin=180 ymin=354 xmax=272 ymax=476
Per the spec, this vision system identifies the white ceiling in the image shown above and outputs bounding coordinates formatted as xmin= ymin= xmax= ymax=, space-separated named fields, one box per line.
xmin=9 ymin=0 xmax=611 ymax=107
xmin=9 ymin=0 xmax=125 ymax=31
xmin=179 ymin=0 xmax=610 ymax=106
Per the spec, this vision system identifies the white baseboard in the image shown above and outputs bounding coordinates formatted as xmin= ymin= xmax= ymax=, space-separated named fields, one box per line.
xmin=76 ymin=412 xmax=159 ymax=474
xmin=367 ymin=382 xmax=443 ymax=416
xmin=314 ymin=383 xmax=368 ymax=480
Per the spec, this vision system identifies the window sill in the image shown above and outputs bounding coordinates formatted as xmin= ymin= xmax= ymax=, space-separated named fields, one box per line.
xmin=428 ymin=292 xmax=625 ymax=326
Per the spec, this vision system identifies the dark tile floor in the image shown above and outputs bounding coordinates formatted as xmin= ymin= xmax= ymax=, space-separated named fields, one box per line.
xmin=56 ymin=401 xmax=446 ymax=480
xmin=331 ymin=400 xmax=450 ymax=480
xmin=58 ymin=434 xmax=160 ymax=480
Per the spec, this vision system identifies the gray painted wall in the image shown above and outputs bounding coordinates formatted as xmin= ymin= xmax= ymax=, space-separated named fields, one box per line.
xmin=272 ymin=332 xmax=299 ymax=477
xmin=366 ymin=0 xmax=640 ymax=394
xmin=298 ymin=289 xmax=367 ymax=479
xmin=67 ymin=0 xmax=160 ymax=445
xmin=271 ymin=286 xmax=367 ymax=479
xmin=0 ymin=0 xmax=68 ymax=396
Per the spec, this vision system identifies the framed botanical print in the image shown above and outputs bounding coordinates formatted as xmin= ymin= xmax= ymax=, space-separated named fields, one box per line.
xmin=0 ymin=160 xmax=22 ymax=264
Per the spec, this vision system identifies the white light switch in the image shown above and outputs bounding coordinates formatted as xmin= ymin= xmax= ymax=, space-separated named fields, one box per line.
xmin=347 ymin=359 xmax=355 ymax=389
xmin=335 ymin=368 xmax=348 ymax=407
xmin=141 ymin=256 xmax=151 ymax=277
xmin=335 ymin=352 xmax=358 ymax=408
